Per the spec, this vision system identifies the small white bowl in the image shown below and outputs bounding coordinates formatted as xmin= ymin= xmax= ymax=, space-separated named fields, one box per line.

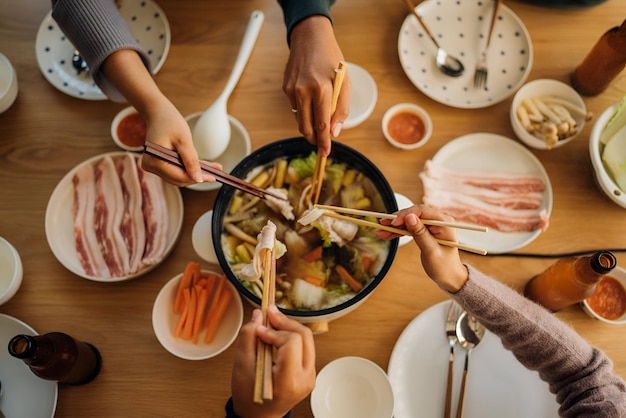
xmin=0 ymin=53 xmax=18 ymax=114
xmin=111 ymin=106 xmax=146 ymax=152
xmin=589 ymin=101 xmax=626 ymax=209
xmin=394 ymin=193 xmax=414 ymax=247
xmin=192 ymin=210 xmax=218 ymax=265
xmin=311 ymin=356 xmax=394 ymax=418
xmin=382 ymin=103 xmax=432 ymax=150
xmin=344 ymin=62 xmax=377 ymax=129
xmin=510 ymin=79 xmax=587 ymax=150
xmin=152 ymin=269 xmax=244 ymax=360
xmin=0 ymin=237 xmax=23 ymax=305
xmin=582 ymin=266 xmax=626 ymax=325
xmin=187 ymin=112 xmax=251 ymax=192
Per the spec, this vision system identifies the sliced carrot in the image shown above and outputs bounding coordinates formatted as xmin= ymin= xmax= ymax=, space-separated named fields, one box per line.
xmin=192 ymin=277 xmax=216 ymax=344
xmin=361 ymin=254 xmax=373 ymax=276
xmin=204 ymin=275 xmax=226 ymax=327
xmin=174 ymin=261 xmax=200 ymax=313
xmin=181 ymin=287 xmax=198 ymax=340
xmin=301 ymin=246 xmax=323 ymax=262
xmin=204 ymin=287 xmax=233 ymax=344
xmin=302 ymin=274 xmax=324 ymax=287
xmin=174 ymin=289 xmax=191 ymax=338
xmin=335 ymin=265 xmax=363 ymax=292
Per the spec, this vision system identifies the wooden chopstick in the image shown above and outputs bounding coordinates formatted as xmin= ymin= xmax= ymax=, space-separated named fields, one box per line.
xmin=143 ymin=142 xmax=287 ymax=201
xmin=315 ymin=204 xmax=488 ymax=232
xmin=311 ymin=62 xmax=347 ymax=205
xmin=253 ymin=247 xmax=275 ymax=404
xmin=321 ymin=211 xmax=488 ymax=255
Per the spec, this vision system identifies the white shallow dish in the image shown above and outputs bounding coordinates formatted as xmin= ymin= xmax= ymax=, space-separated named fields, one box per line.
xmin=311 ymin=356 xmax=394 ymax=418
xmin=398 ymin=0 xmax=532 ymax=109
xmin=589 ymin=102 xmax=626 ymax=209
xmin=0 ymin=236 xmax=23 ymax=305
xmin=388 ymin=301 xmax=559 ymax=418
xmin=35 ymin=0 xmax=170 ymax=100
xmin=152 ymin=270 xmax=244 ymax=360
xmin=186 ymin=113 xmax=252 ymax=192
xmin=0 ymin=314 xmax=58 ymax=417
xmin=344 ymin=62 xmax=377 ymax=129
xmin=192 ymin=210 xmax=218 ymax=265
xmin=45 ymin=152 xmax=183 ymax=281
xmin=429 ymin=133 xmax=552 ymax=254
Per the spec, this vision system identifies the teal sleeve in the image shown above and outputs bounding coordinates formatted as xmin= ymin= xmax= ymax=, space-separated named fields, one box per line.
xmin=277 ymin=0 xmax=336 ymax=45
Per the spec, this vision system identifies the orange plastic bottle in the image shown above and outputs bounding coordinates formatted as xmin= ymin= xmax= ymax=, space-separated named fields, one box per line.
xmin=8 ymin=332 xmax=101 ymax=385
xmin=524 ymin=251 xmax=617 ymax=312
xmin=571 ymin=19 xmax=626 ymax=96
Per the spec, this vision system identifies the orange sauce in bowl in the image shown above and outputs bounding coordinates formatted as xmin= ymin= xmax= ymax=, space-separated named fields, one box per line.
xmin=586 ymin=276 xmax=626 ymax=320
xmin=387 ymin=111 xmax=426 ymax=145
xmin=117 ymin=112 xmax=146 ymax=149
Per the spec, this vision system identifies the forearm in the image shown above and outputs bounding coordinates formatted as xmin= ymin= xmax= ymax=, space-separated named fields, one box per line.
xmin=277 ymin=0 xmax=335 ymax=44
xmin=51 ymin=0 xmax=151 ymax=102
xmin=451 ymin=265 xmax=626 ymax=417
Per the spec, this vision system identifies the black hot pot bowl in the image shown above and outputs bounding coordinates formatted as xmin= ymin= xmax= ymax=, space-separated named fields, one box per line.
xmin=211 ymin=137 xmax=399 ymax=324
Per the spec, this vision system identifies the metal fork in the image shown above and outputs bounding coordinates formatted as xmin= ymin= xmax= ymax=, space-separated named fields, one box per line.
xmin=444 ymin=300 xmax=463 ymax=418
xmin=473 ymin=0 xmax=501 ymax=89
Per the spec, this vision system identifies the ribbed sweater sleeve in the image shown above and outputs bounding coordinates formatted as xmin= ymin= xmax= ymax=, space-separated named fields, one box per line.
xmin=277 ymin=0 xmax=335 ymax=45
xmin=451 ymin=264 xmax=626 ymax=417
xmin=50 ymin=0 xmax=151 ymax=102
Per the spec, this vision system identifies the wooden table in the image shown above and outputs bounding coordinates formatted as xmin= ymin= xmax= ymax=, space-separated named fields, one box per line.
xmin=1 ymin=0 xmax=625 ymax=416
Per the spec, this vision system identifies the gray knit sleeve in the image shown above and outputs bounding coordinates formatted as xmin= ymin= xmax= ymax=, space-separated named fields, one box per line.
xmin=451 ymin=264 xmax=626 ymax=417
xmin=51 ymin=0 xmax=151 ymax=102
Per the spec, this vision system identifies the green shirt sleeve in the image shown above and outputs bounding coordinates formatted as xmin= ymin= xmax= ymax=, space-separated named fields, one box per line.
xmin=277 ymin=0 xmax=336 ymax=45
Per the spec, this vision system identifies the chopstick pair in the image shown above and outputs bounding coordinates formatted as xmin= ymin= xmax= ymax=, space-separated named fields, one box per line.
xmin=253 ymin=246 xmax=276 ymax=404
xmin=143 ymin=142 xmax=287 ymax=201
xmin=316 ymin=205 xmax=488 ymax=255
xmin=310 ymin=61 xmax=348 ymax=205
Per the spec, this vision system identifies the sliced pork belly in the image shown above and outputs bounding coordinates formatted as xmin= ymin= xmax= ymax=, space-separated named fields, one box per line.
xmin=94 ymin=156 xmax=131 ymax=277
xmin=115 ymin=154 xmax=146 ymax=274
xmin=72 ymin=164 xmax=111 ymax=278
xmin=137 ymin=164 xmax=169 ymax=267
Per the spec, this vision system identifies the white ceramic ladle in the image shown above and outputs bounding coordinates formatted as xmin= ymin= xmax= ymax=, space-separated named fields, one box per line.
xmin=192 ymin=10 xmax=264 ymax=160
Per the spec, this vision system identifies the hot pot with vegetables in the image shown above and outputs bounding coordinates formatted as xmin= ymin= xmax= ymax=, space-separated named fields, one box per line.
xmin=211 ymin=137 xmax=399 ymax=325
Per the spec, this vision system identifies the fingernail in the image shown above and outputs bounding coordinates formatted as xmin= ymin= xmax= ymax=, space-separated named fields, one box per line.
xmin=251 ymin=309 xmax=262 ymax=321
xmin=193 ymin=172 xmax=203 ymax=183
xmin=332 ymin=122 xmax=343 ymax=137
xmin=406 ymin=214 xmax=418 ymax=227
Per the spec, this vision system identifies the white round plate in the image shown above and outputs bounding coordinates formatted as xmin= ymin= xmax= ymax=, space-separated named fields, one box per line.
xmin=35 ymin=0 xmax=171 ymax=100
xmin=45 ymin=152 xmax=183 ymax=281
xmin=311 ymin=356 xmax=394 ymax=418
xmin=152 ymin=270 xmax=244 ymax=360
xmin=344 ymin=62 xmax=377 ymax=129
xmin=0 ymin=314 xmax=58 ymax=417
xmin=186 ymin=113 xmax=252 ymax=192
xmin=192 ymin=210 xmax=218 ymax=264
xmin=429 ymin=133 xmax=552 ymax=254
xmin=398 ymin=1 xmax=532 ymax=109
xmin=388 ymin=301 xmax=559 ymax=418
xmin=394 ymin=192 xmax=414 ymax=247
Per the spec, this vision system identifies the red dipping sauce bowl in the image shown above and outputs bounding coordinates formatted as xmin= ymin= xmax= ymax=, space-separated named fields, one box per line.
xmin=582 ymin=266 xmax=626 ymax=325
xmin=111 ymin=106 xmax=147 ymax=152
xmin=382 ymin=103 xmax=432 ymax=150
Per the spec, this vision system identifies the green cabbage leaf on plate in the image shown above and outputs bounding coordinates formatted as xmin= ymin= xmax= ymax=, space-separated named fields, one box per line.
xmin=601 ymin=94 xmax=626 ymax=192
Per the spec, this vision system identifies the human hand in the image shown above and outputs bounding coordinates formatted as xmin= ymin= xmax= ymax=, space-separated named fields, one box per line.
xmin=231 ymin=305 xmax=316 ymax=418
xmin=377 ymin=205 xmax=468 ymax=292
xmin=283 ymin=15 xmax=351 ymax=157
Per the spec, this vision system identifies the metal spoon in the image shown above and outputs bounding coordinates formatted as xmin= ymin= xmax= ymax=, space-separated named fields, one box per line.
xmin=402 ymin=0 xmax=464 ymax=77
xmin=455 ymin=312 xmax=485 ymax=418
xmin=71 ymin=50 xmax=89 ymax=76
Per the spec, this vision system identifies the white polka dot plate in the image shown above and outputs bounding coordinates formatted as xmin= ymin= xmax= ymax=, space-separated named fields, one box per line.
xmin=35 ymin=0 xmax=171 ymax=100
xmin=398 ymin=0 xmax=532 ymax=109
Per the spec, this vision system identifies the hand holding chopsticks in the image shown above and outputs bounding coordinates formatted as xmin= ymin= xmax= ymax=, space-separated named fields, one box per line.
xmin=253 ymin=246 xmax=275 ymax=404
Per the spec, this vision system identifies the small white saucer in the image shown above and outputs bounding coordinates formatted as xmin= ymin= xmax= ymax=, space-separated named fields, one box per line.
xmin=192 ymin=210 xmax=218 ymax=265
xmin=394 ymin=192 xmax=414 ymax=247
xmin=311 ymin=356 xmax=394 ymax=418
xmin=186 ymin=112 xmax=251 ymax=192
xmin=344 ymin=62 xmax=377 ymax=129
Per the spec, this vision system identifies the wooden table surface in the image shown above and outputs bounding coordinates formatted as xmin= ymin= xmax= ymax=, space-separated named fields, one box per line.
xmin=1 ymin=0 xmax=625 ymax=416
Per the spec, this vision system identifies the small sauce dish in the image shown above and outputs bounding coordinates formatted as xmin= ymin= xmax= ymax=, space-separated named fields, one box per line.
xmin=343 ymin=62 xmax=377 ymax=129
xmin=111 ymin=106 xmax=146 ymax=152
xmin=582 ymin=266 xmax=626 ymax=325
xmin=0 ymin=52 xmax=18 ymax=114
xmin=0 ymin=237 xmax=23 ymax=305
xmin=382 ymin=103 xmax=432 ymax=150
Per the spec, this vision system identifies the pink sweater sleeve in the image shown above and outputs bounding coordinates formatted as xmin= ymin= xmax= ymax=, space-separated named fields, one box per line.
xmin=452 ymin=264 xmax=626 ymax=417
